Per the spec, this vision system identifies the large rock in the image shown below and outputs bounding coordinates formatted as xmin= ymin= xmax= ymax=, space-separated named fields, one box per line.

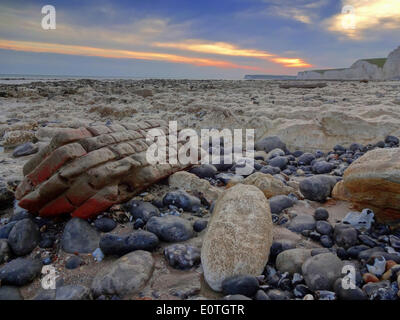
xmin=332 ymin=148 xmax=400 ymax=224
xmin=240 ymin=172 xmax=299 ymax=198
xmin=302 ymin=253 xmax=343 ymax=291
xmin=61 ymin=218 xmax=100 ymax=253
xmin=300 ymin=175 xmax=339 ymax=202
xmin=201 ymin=184 xmax=273 ymax=291
xmin=91 ymin=250 xmax=154 ymax=298
xmin=8 ymin=218 xmax=40 ymax=256
xmin=14 ymin=120 xmax=193 ymax=219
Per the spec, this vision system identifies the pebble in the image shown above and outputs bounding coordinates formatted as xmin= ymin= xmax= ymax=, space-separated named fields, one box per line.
xmin=125 ymin=200 xmax=160 ymax=222
xmin=269 ymin=195 xmax=294 ymax=214
xmin=190 ymin=164 xmax=218 ymax=178
xmin=163 ymin=244 xmax=200 ymax=270
xmin=268 ymin=156 xmax=288 ymax=170
xmin=94 ymin=218 xmax=117 ymax=232
xmin=342 ymin=209 xmax=374 ymax=231
xmin=333 ymin=224 xmax=358 ymax=249
xmin=314 ymin=207 xmax=329 ymax=221
xmin=298 ymin=153 xmax=315 ymax=165
xmin=316 ymin=290 xmax=336 ymax=300
xmin=288 ymin=214 xmax=316 ymax=233
xmin=12 ymin=142 xmax=38 ymax=157
xmin=0 ymin=258 xmax=42 ymax=286
xmin=147 ymin=215 xmax=193 ymax=242
xmin=61 ymin=218 xmax=100 ymax=254
xmin=315 ymin=220 xmax=333 ymax=235
xmin=100 ymin=230 xmax=159 ymax=256
xmin=366 ymin=256 xmax=386 ymax=277
xmin=320 ymin=235 xmax=334 ymax=248
xmin=221 ymin=275 xmax=259 ymax=297
xmin=8 ymin=218 xmax=40 ymax=256
xmin=163 ymin=190 xmax=201 ymax=212
xmin=66 ymin=256 xmax=83 ymax=269
xmin=312 ymin=161 xmax=334 ymax=174
xmin=193 ymin=219 xmax=208 ymax=232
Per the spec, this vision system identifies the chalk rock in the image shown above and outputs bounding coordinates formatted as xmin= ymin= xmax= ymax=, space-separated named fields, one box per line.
xmin=201 ymin=184 xmax=273 ymax=291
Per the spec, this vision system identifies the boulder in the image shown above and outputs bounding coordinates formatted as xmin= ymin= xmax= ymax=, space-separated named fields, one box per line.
xmin=201 ymin=184 xmax=273 ymax=291
xmin=332 ymin=148 xmax=400 ymax=225
xmin=91 ymin=250 xmax=154 ymax=298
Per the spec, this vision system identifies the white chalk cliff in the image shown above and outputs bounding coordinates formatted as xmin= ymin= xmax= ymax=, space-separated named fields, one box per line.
xmin=298 ymin=46 xmax=400 ymax=80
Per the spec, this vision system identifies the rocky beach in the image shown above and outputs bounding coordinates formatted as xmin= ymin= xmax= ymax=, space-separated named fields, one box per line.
xmin=0 ymin=78 xmax=400 ymax=301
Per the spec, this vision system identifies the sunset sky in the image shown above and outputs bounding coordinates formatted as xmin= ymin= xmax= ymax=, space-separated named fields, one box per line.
xmin=0 ymin=0 xmax=400 ymax=79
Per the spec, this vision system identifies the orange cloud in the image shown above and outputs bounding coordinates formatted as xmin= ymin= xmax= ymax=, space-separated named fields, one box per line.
xmin=154 ymin=41 xmax=312 ymax=68
xmin=0 ymin=39 xmax=263 ymax=71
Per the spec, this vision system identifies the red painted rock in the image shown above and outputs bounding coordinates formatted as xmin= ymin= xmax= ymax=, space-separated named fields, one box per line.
xmin=15 ymin=120 xmax=194 ymax=219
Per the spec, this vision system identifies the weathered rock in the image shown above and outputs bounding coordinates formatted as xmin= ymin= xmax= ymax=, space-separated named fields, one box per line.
xmin=201 ymin=184 xmax=273 ymax=292
xmin=302 ymin=253 xmax=343 ymax=291
xmin=91 ymin=250 xmax=154 ymax=298
xmin=300 ymin=175 xmax=339 ymax=202
xmin=146 ymin=215 xmax=193 ymax=242
xmin=14 ymin=120 xmax=193 ymax=219
xmin=276 ymin=249 xmax=312 ymax=274
xmin=169 ymin=171 xmax=223 ymax=203
xmin=0 ymin=258 xmax=42 ymax=286
xmin=8 ymin=218 xmax=40 ymax=256
xmin=61 ymin=218 xmax=100 ymax=253
xmin=333 ymin=148 xmax=400 ymax=225
xmin=240 ymin=172 xmax=299 ymax=198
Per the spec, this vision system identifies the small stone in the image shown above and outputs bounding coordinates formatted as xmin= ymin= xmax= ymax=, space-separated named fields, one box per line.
xmin=347 ymin=245 xmax=370 ymax=259
xmin=298 ymin=153 xmax=315 ymax=166
xmin=12 ymin=142 xmax=38 ymax=158
xmin=91 ymin=251 xmax=154 ymax=298
xmin=0 ymin=258 xmax=42 ymax=286
xmin=333 ymin=278 xmax=367 ymax=300
xmin=268 ymin=156 xmax=288 ymax=170
xmin=314 ymin=208 xmax=329 ymax=221
xmin=266 ymin=289 xmax=289 ymax=300
xmin=276 ymin=249 xmax=312 ymax=274
xmin=255 ymin=289 xmax=269 ymax=300
xmin=100 ymin=230 xmax=159 ymax=256
xmin=8 ymin=218 xmax=40 ymax=256
xmin=189 ymin=164 xmax=218 ymax=178
xmin=389 ymin=235 xmax=400 ymax=250
xmin=316 ymin=290 xmax=336 ymax=300
xmin=366 ymin=256 xmax=386 ymax=277
xmin=92 ymin=248 xmax=104 ymax=262
xmin=302 ymin=253 xmax=343 ymax=291
xmin=125 ymin=200 xmax=160 ymax=222
xmin=299 ymin=175 xmax=339 ymax=202
xmin=362 ymin=273 xmax=379 ymax=283
xmin=312 ymin=161 xmax=334 ymax=174
xmin=61 ymin=218 xmax=100 ymax=254
xmin=164 ymin=244 xmax=200 ymax=270
xmin=94 ymin=218 xmax=116 ymax=233
xmin=133 ymin=218 xmax=145 ymax=229
xmin=342 ymin=209 xmax=374 ymax=231
xmin=288 ymin=214 xmax=316 ymax=233
xmin=269 ymin=195 xmax=294 ymax=214
xmin=65 ymin=256 xmax=83 ymax=269
xmin=269 ymin=239 xmax=296 ymax=262
xmin=193 ymin=219 xmax=208 ymax=232
xmin=147 ymin=215 xmax=193 ymax=242
xmin=333 ymin=224 xmax=358 ymax=249
xmin=294 ymin=284 xmax=312 ymax=298
xmin=316 ymin=221 xmax=333 ymax=235
xmin=221 ymin=275 xmax=259 ymax=297
xmin=163 ymin=190 xmax=201 ymax=212
xmin=255 ymin=136 xmax=288 ymax=153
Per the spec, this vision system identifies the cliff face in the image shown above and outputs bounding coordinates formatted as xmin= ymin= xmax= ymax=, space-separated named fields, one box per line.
xmin=383 ymin=46 xmax=400 ymax=80
xmin=298 ymin=46 xmax=400 ymax=80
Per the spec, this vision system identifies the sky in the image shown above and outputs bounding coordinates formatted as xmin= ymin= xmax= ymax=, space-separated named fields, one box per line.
xmin=0 ymin=0 xmax=399 ymax=79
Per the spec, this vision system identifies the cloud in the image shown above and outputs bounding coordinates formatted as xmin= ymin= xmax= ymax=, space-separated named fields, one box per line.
xmin=325 ymin=0 xmax=400 ymax=39
xmin=0 ymin=39 xmax=264 ymax=71
xmin=154 ymin=40 xmax=312 ymax=68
